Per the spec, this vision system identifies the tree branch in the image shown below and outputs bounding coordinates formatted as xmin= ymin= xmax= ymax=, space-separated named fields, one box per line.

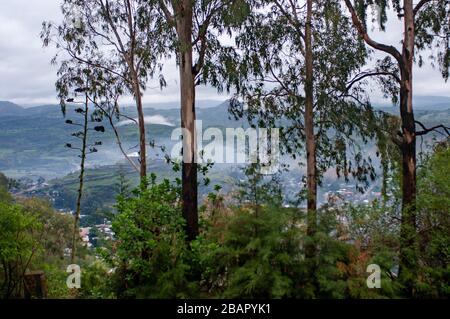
xmin=64 ymin=46 xmax=129 ymax=83
xmin=273 ymin=0 xmax=306 ymax=43
xmin=415 ymin=120 xmax=450 ymax=136
xmin=158 ymin=0 xmax=175 ymax=26
xmin=344 ymin=0 xmax=403 ymax=66
xmin=193 ymin=26 xmax=208 ymax=76
xmin=413 ymin=0 xmax=433 ymax=16
xmin=88 ymin=96 xmax=141 ymax=173
xmin=346 ymin=71 xmax=401 ymax=91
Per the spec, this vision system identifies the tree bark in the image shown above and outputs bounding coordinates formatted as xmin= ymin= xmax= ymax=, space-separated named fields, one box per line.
xmin=177 ymin=0 xmax=199 ymax=241
xmin=305 ymin=0 xmax=317 ymax=259
xmin=398 ymin=0 xmax=418 ymax=296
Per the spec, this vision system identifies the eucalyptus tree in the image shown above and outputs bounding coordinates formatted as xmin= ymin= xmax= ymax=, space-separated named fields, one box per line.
xmin=229 ymin=0 xmax=382 ymax=260
xmin=42 ymin=0 xmax=168 ymax=183
xmin=155 ymin=0 xmax=248 ymax=240
xmin=342 ymin=0 xmax=450 ymax=294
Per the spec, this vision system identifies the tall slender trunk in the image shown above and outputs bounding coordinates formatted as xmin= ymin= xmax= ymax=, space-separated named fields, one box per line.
xmin=398 ymin=0 xmax=417 ymax=296
xmin=130 ymin=68 xmax=147 ymax=185
xmin=71 ymin=93 xmax=89 ymax=264
xmin=304 ymin=0 xmax=317 ymax=259
xmin=177 ymin=0 xmax=198 ymax=241
xmin=344 ymin=0 xmax=420 ymax=296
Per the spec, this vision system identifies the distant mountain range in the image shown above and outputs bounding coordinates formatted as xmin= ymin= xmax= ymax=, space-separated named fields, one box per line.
xmin=0 ymin=99 xmax=240 ymax=127
xmin=373 ymin=95 xmax=450 ymax=111
xmin=0 ymin=101 xmax=27 ymax=116
xmin=2 ymin=94 xmax=450 ymax=116
xmin=0 ymin=99 xmax=229 ymax=114
xmin=1 ymin=96 xmax=449 ymax=221
xmin=0 ymin=96 xmax=449 ymax=180
xmin=0 ymin=99 xmax=245 ymax=179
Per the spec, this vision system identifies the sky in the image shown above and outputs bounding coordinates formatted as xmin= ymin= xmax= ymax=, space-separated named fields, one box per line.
xmin=0 ymin=0 xmax=448 ymax=106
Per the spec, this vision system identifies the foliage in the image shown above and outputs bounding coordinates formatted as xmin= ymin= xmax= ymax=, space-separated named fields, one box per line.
xmin=0 ymin=173 xmax=11 ymax=203
xmin=352 ymin=0 xmax=449 ymax=82
xmin=17 ymin=198 xmax=74 ymax=264
xmin=77 ymin=259 xmax=115 ymax=299
xmin=201 ymin=205 xmax=303 ymax=298
xmin=235 ymin=160 xmax=284 ymax=208
xmin=109 ymin=175 xmax=198 ymax=298
xmin=326 ymin=202 xmax=401 ymax=298
xmin=0 ymin=187 xmax=78 ymax=299
xmin=1 ymin=0 xmax=449 ymax=301
xmin=0 ymin=201 xmax=42 ymax=298
xmin=229 ymin=0 xmax=384 ymax=197
xmin=415 ymin=141 xmax=450 ymax=297
xmin=41 ymin=0 xmax=168 ymax=114
xmin=1 ymin=142 xmax=449 ymax=299
xmin=197 ymin=162 xmax=392 ymax=299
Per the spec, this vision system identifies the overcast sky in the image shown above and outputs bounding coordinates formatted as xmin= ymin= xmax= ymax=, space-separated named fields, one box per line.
xmin=0 ymin=0 xmax=448 ymax=106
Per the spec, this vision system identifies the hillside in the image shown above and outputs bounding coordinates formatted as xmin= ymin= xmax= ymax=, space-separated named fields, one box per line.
xmin=1 ymin=97 xmax=449 ymax=179
xmin=1 ymin=96 xmax=449 ymax=217
xmin=374 ymin=95 xmax=450 ymax=111
xmin=0 ymin=100 xmax=245 ymax=179
xmin=0 ymin=101 xmax=26 ymax=116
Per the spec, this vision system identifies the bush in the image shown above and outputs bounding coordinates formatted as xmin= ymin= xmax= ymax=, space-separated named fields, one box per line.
xmin=110 ymin=175 xmax=198 ymax=298
xmin=415 ymin=142 xmax=450 ymax=298
xmin=0 ymin=201 xmax=42 ymax=298
xmin=199 ymin=204 xmax=304 ymax=298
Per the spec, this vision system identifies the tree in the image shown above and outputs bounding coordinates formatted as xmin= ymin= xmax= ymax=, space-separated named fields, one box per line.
xmin=0 ymin=173 xmax=11 ymax=203
xmin=342 ymin=0 xmax=450 ymax=295
xmin=0 ymin=195 xmax=74 ymax=299
xmin=42 ymin=0 xmax=167 ymax=183
xmin=235 ymin=161 xmax=283 ymax=211
xmin=304 ymin=0 xmax=317 ymax=260
xmin=156 ymin=0 xmax=248 ymax=240
xmin=17 ymin=198 xmax=74 ymax=265
xmin=0 ymin=173 xmax=7 ymax=190
xmin=415 ymin=140 xmax=450 ymax=297
xmin=230 ymin=0 xmax=381 ymax=268
xmin=111 ymin=175 xmax=198 ymax=298
xmin=198 ymin=161 xmax=302 ymax=298
xmin=0 ymin=202 xmax=41 ymax=299
xmin=205 ymin=205 xmax=303 ymax=298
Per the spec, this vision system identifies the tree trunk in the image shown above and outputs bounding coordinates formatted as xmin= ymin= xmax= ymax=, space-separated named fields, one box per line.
xmin=71 ymin=93 xmax=89 ymax=264
xmin=136 ymin=91 xmax=147 ymax=184
xmin=177 ymin=0 xmax=199 ymax=241
xmin=344 ymin=0 xmax=419 ymax=296
xmin=398 ymin=0 xmax=418 ymax=296
xmin=130 ymin=68 xmax=147 ymax=184
xmin=304 ymin=0 xmax=317 ymax=259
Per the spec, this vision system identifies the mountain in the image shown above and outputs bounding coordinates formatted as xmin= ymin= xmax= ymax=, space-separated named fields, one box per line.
xmin=0 ymin=101 xmax=26 ymax=116
xmin=375 ymin=95 xmax=450 ymax=111
xmin=2 ymin=96 xmax=449 ymax=222
xmin=413 ymin=95 xmax=450 ymax=110
xmin=0 ymin=100 xmax=245 ymax=179
xmin=1 ymin=96 xmax=448 ymax=180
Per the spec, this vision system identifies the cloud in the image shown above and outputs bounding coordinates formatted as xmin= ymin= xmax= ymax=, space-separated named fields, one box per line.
xmin=116 ymin=115 xmax=175 ymax=127
xmin=0 ymin=1 xmax=448 ymax=106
